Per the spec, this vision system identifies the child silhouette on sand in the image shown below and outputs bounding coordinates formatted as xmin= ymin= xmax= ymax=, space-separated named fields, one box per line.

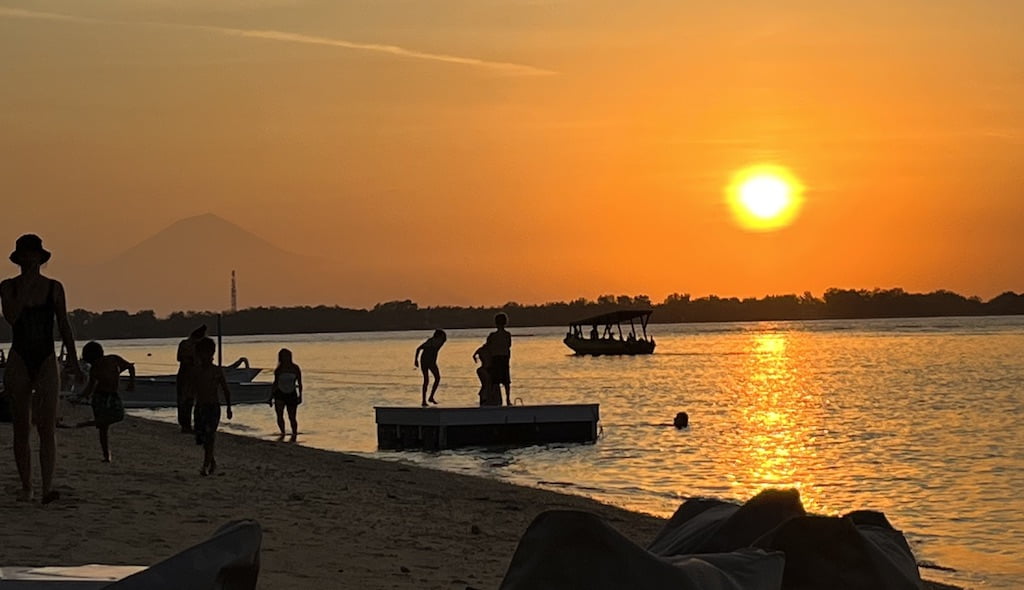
xmin=191 ymin=337 xmax=232 ymax=476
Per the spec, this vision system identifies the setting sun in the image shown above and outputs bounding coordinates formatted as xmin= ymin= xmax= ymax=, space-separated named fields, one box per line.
xmin=727 ymin=165 xmax=805 ymax=232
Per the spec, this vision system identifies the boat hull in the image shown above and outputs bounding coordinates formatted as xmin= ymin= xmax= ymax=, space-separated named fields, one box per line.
xmin=112 ymin=378 xmax=272 ymax=409
xmin=563 ymin=336 xmax=655 ymax=356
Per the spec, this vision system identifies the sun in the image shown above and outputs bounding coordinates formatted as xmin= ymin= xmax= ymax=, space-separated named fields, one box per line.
xmin=726 ymin=165 xmax=804 ymax=231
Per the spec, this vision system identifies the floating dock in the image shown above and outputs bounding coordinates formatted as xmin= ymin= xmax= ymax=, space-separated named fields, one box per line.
xmin=375 ymin=404 xmax=600 ymax=450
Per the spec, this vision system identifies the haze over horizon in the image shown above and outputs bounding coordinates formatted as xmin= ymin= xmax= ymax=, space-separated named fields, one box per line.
xmin=2 ymin=1 xmax=1022 ymax=312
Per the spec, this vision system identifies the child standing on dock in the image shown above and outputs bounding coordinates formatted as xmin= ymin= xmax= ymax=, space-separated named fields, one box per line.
xmin=414 ymin=329 xmax=447 ymax=407
xmin=77 ymin=341 xmax=134 ymax=462
xmin=191 ymin=337 xmax=232 ymax=476
xmin=486 ymin=313 xmax=512 ymax=406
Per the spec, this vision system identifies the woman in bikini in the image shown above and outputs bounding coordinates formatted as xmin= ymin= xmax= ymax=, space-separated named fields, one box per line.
xmin=269 ymin=348 xmax=302 ymax=439
xmin=0 ymin=234 xmax=83 ymax=503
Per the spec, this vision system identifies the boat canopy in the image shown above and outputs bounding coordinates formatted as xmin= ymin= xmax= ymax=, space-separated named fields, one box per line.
xmin=568 ymin=309 xmax=653 ymax=328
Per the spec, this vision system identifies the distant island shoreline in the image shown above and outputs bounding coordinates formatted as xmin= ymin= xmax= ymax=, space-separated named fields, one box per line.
xmin=2 ymin=288 xmax=1019 ymax=342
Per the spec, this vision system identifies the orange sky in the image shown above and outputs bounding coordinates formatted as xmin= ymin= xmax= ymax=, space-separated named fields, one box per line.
xmin=1 ymin=1 xmax=1022 ymax=312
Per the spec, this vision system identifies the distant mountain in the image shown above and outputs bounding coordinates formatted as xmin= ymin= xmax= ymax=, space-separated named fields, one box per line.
xmin=66 ymin=214 xmax=333 ymax=313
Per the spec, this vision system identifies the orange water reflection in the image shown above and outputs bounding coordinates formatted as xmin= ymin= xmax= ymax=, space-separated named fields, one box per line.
xmin=726 ymin=331 xmax=831 ymax=514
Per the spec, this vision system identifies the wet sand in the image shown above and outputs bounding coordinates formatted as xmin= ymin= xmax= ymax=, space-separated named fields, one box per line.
xmin=0 ymin=416 xmax=959 ymax=589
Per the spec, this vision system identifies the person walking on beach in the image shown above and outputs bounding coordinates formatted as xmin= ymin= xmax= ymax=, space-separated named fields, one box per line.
xmin=77 ymin=341 xmax=134 ymax=462
xmin=414 ymin=329 xmax=447 ymax=406
xmin=473 ymin=342 xmax=501 ymax=406
xmin=486 ymin=313 xmax=512 ymax=406
xmin=175 ymin=324 xmax=206 ymax=433
xmin=0 ymin=234 xmax=83 ymax=503
xmin=269 ymin=348 xmax=302 ymax=439
xmin=191 ymin=337 xmax=232 ymax=476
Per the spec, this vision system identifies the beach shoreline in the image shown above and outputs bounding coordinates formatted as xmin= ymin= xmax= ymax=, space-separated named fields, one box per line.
xmin=1 ymin=416 xmax=960 ymax=589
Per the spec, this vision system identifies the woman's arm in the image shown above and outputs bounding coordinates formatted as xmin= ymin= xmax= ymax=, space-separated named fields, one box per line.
xmin=0 ymin=279 xmax=24 ymax=325
xmin=296 ymin=366 xmax=303 ymax=398
xmin=53 ymin=281 xmax=82 ymax=377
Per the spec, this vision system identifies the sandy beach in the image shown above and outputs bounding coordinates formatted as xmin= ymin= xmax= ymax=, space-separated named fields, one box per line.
xmin=1 ymin=416 xmax=958 ymax=589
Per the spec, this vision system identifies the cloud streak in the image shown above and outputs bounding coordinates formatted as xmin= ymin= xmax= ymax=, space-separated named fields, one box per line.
xmin=0 ymin=6 xmax=555 ymax=76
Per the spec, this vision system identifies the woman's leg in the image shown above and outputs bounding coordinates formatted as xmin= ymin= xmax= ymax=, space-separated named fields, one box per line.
xmin=33 ymin=357 xmax=60 ymax=502
xmin=5 ymin=353 xmax=33 ymax=500
xmin=207 ymin=439 xmax=217 ymax=473
xmin=286 ymin=402 xmax=298 ymax=436
xmin=274 ymin=400 xmax=286 ymax=434
xmin=99 ymin=424 xmax=110 ymax=462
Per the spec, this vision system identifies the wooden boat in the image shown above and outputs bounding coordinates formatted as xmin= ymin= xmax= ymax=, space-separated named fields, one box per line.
xmin=563 ymin=310 xmax=656 ymax=356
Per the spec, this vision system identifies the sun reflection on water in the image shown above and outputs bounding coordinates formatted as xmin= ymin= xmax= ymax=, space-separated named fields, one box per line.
xmin=727 ymin=331 xmax=831 ymax=515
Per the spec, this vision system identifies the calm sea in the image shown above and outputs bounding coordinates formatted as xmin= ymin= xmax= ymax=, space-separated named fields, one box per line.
xmin=70 ymin=316 xmax=1023 ymax=588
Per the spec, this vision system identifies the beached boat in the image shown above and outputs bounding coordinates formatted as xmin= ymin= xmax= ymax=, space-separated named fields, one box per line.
xmin=49 ymin=356 xmax=272 ymax=409
xmin=113 ymin=377 xmax=273 ymax=409
xmin=563 ymin=310 xmax=656 ymax=356
xmin=119 ymin=357 xmax=263 ymax=385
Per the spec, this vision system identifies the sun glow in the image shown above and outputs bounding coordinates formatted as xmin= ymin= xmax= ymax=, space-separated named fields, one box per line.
xmin=727 ymin=165 xmax=804 ymax=231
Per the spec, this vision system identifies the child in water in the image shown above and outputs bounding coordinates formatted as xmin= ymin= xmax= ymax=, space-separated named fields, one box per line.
xmin=414 ymin=329 xmax=447 ymax=407
xmin=191 ymin=337 xmax=232 ymax=475
xmin=78 ymin=341 xmax=134 ymax=462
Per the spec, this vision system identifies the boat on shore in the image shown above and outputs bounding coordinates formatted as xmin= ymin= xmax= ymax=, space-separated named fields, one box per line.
xmin=114 ymin=377 xmax=273 ymax=409
xmin=563 ymin=310 xmax=657 ymax=356
xmin=54 ymin=356 xmax=272 ymax=410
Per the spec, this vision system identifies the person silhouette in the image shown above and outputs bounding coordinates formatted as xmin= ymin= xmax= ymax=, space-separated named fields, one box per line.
xmin=175 ymin=324 xmax=207 ymax=433
xmin=77 ymin=341 xmax=134 ymax=462
xmin=0 ymin=234 xmax=83 ymax=503
xmin=414 ymin=330 xmax=447 ymax=406
xmin=269 ymin=348 xmax=303 ymax=438
xmin=473 ymin=342 xmax=501 ymax=406
xmin=485 ymin=313 xmax=512 ymax=406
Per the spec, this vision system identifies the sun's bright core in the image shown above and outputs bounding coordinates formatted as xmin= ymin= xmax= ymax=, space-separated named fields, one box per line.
xmin=727 ymin=165 xmax=804 ymax=231
xmin=740 ymin=176 xmax=790 ymax=219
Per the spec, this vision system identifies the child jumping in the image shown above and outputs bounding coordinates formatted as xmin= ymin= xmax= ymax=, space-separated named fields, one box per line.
xmin=414 ymin=329 xmax=447 ymax=407
xmin=191 ymin=337 xmax=232 ymax=475
xmin=78 ymin=341 xmax=134 ymax=462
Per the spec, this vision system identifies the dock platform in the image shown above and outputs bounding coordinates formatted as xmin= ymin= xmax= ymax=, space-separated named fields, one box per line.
xmin=375 ymin=404 xmax=600 ymax=450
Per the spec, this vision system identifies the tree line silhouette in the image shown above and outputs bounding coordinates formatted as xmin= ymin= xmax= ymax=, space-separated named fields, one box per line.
xmin=0 ymin=288 xmax=1021 ymax=342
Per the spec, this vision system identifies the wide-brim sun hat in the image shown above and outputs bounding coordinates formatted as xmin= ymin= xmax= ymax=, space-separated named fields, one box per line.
xmin=9 ymin=234 xmax=52 ymax=265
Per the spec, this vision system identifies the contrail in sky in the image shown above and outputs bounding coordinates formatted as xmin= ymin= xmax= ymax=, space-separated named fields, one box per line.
xmin=0 ymin=6 xmax=555 ymax=76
